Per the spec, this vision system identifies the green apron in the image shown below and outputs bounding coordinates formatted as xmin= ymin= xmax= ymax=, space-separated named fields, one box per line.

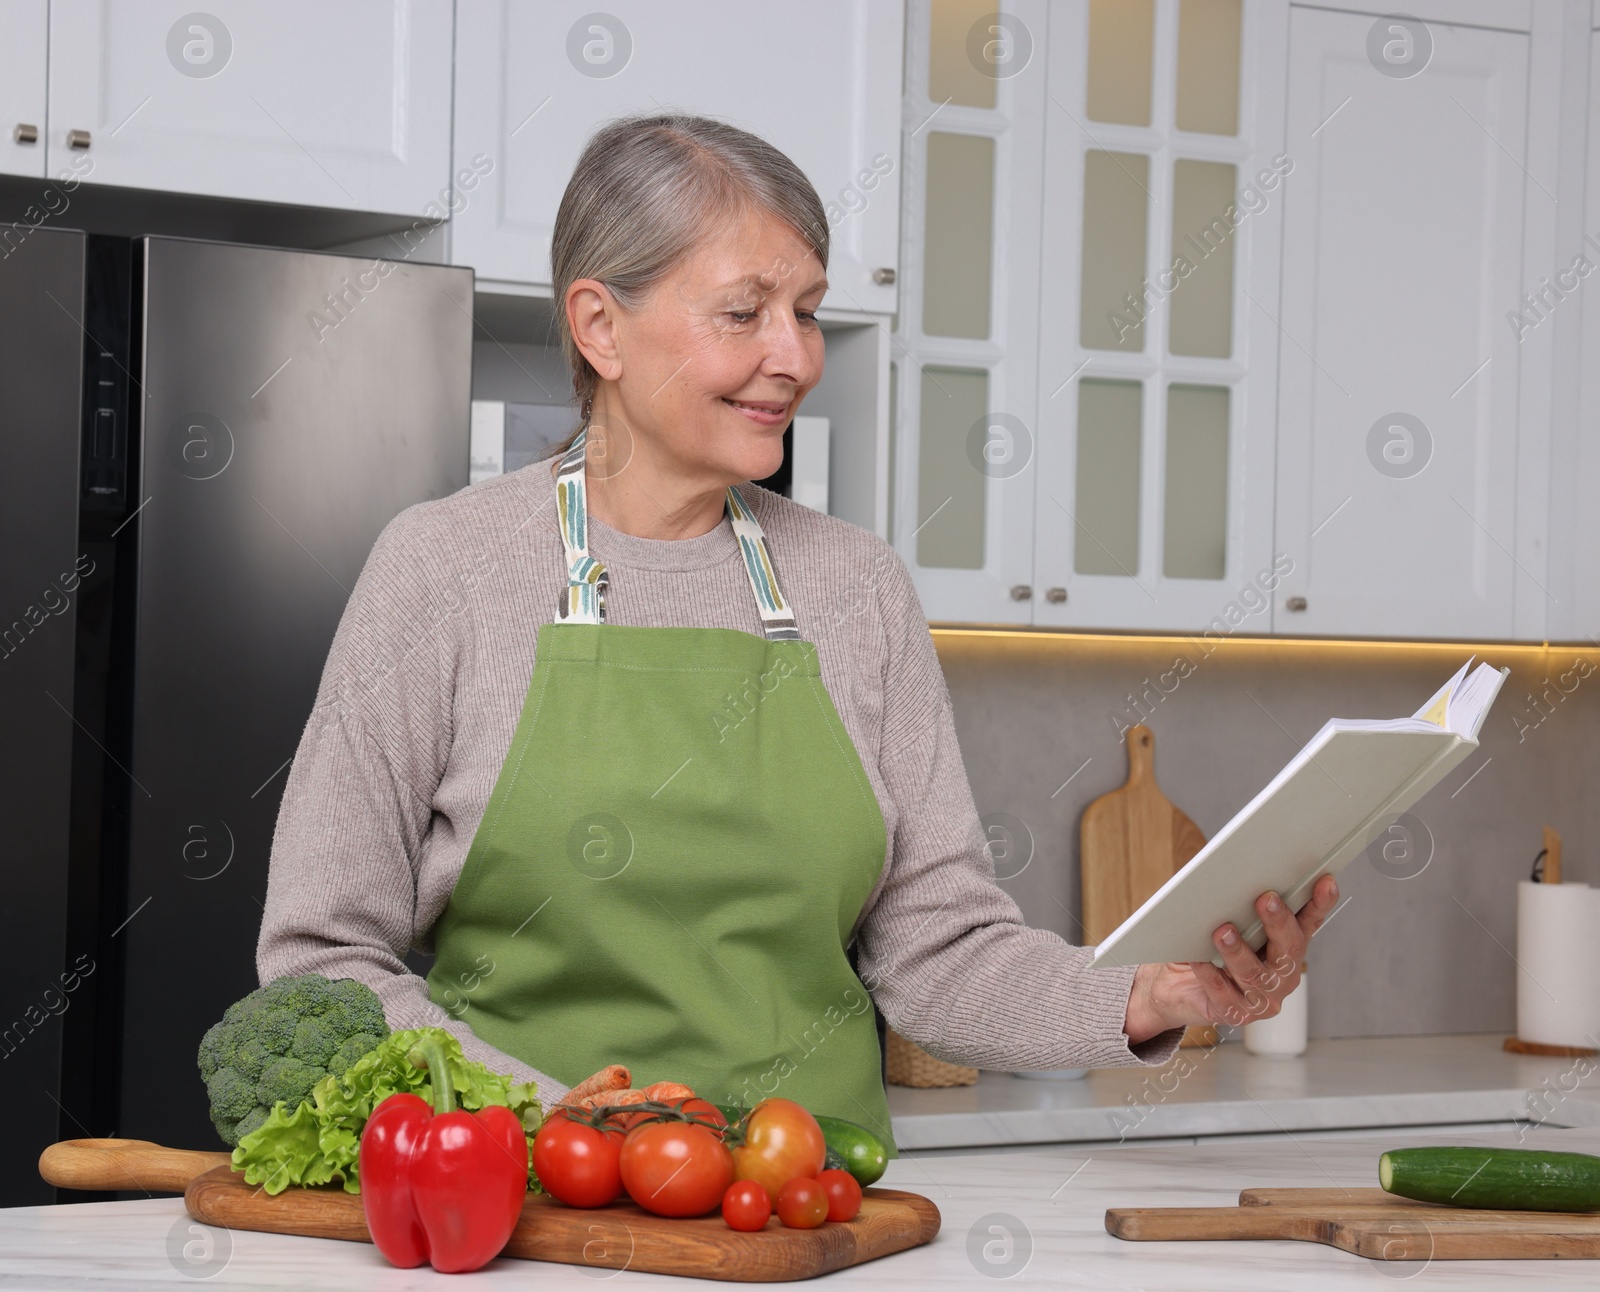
xmin=427 ymin=431 xmax=895 ymax=1149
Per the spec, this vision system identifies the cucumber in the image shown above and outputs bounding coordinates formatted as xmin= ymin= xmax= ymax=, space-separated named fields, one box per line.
xmin=813 ymin=1115 xmax=888 ymax=1188
xmin=1379 ymin=1147 xmax=1600 ymax=1212
xmin=713 ymin=1103 xmax=889 ymax=1188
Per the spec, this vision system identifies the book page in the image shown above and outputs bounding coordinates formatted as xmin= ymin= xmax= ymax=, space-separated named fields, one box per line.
xmin=1448 ymin=661 xmax=1510 ymax=739
xmin=1414 ymin=659 xmax=1471 ymax=727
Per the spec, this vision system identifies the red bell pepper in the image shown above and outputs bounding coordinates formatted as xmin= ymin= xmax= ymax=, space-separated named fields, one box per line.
xmin=358 ymin=1033 xmax=529 ymax=1273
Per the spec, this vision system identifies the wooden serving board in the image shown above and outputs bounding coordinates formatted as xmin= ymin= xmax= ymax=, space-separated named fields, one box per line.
xmin=1108 ymin=1187 xmax=1600 ymax=1260
xmin=1080 ymin=724 xmax=1215 ymax=1047
xmin=186 ymin=1164 xmax=939 ymax=1281
xmin=40 ymin=1139 xmax=937 ymax=1280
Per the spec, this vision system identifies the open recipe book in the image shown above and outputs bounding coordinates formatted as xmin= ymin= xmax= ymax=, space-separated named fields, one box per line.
xmin=1089 ymin=659 xmax=1509 ymax=969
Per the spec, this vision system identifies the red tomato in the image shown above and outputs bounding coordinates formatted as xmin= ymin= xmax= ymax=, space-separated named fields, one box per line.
xmin=620 ymin=1122 xmax=734 ymax=1217
xmin=730 ymin=1098 xmax=827 ymax=1203
xmin=532 ymin=1110 xmax=624 ymax=1208
xmin=775 ymin=1177 xmax=828 ymax=1229
xmin=817 ymin=1168 xmax=863 ymax=1222
xmin=680 ymin=1098 xmax=728 ymax=1129
xmin=721 ymin=1179 xmax=772 ymax=1232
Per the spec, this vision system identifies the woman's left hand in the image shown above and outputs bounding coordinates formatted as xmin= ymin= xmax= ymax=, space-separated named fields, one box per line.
xmin=1122 ymin=873 xmax=1340 ymax=1045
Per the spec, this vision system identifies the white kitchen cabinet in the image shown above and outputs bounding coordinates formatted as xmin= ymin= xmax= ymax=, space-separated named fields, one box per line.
xmin=0 ymin=0 xmax=48 ymax=179
xmin=450 ymin=0 xmax=903 ymax=313
xmin=1271 ymin=6 xmax=1540 ymax=640
xmin=45 ymin=1 xmax=452 ymax=216
xmin=1028 ymin=0 xmax=1285 ymax=633
xmin=1566 ymin=19 xmax=1600 ymax=640
xmin=889 ymin=0 xmax=1047 ymax=624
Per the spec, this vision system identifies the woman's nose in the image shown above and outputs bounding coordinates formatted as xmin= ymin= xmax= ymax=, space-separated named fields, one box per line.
xmin=761 ymin=310 xmax=821 ymax=385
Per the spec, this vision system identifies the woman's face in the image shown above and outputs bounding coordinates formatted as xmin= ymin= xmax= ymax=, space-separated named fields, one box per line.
xmin=598 ymin=207 xmax=828 ymax=487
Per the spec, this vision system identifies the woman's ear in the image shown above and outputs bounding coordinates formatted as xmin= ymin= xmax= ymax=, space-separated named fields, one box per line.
xmin=567 ymin=279 xmax=624 ymax=383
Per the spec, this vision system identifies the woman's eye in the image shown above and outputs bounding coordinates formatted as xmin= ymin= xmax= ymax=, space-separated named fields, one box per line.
xmin=727 ymin=310 xmax=758 ymax=324
xmin=796 ymin=310 xmax=818 ymax=324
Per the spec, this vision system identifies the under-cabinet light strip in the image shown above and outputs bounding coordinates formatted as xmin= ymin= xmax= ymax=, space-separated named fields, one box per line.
xmin=928 ymin=625 xmax=1578 ymax=655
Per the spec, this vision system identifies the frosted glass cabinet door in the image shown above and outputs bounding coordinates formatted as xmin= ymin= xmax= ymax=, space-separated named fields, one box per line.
xmin=452 ymin=0 xmax=903 ymax=311
xmin=0 ymin=0 xmax=47 ymax=179
xmin=1273 ymin=8 xmax=1530 ymax=639
xmin=1030 ymin=0 xmax=1282 ymax=633
xmin=45 ymin=1 xmax=453 ymax=214
xmin=1570 ymin=27 xmax=1600 ymax=640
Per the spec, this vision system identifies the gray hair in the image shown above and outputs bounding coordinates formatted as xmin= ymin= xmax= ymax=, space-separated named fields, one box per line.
xmin=550 ymin=114 xmax=829 ymax=417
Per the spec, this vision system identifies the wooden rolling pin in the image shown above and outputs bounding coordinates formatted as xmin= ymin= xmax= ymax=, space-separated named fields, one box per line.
xmin=39 ymin=1138 xmax=233 ymax=1194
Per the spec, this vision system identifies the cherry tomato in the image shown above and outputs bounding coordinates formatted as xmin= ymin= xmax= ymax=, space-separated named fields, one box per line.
xmin=730 ymin=1098 xmax=827 ymax=1204
xmin=532 ymin=1110 xmax=624 ymax=1208
xmin=817 ymin=1168 xmax=863 ymax=1222
xmin=620 ymin=1122 xmax=734 ymax=1217
xmin=721 ymin=1179 xmax=772 ymax=1231
xmin=775 ymin=1177 xmax=828 ymax=1229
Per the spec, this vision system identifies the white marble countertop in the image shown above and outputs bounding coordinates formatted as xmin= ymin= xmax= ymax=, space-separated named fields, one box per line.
xmin=889 ymin=1033 xmax=1600 ymax=1151
xmin=7 ymin=1124 xmax=1600 ymax=1288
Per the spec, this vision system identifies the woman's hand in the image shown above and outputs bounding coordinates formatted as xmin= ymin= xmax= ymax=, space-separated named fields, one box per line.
xmin=1122 ymin=873 xmax=1339 ymax=1045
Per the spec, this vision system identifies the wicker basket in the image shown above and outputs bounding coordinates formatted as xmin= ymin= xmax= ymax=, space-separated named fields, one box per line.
xmin=884 ymin=1027 xmax=979 ymax=1088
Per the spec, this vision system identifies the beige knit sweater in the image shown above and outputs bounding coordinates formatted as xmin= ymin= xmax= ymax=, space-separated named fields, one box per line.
xmin=256 ymin=460 xmax=1183 ymax=1103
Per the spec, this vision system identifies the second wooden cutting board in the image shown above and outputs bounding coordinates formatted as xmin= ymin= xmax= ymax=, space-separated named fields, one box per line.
xmin=1108 ymin=1186 xmax=1600 ymax=1259
xmin=1080 ymin=724 xmax=1214 ymax=1046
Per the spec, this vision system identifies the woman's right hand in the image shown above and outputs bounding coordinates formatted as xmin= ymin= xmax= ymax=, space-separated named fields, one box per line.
xmin=1123 ymin=874 xmax=1338 ymax=1043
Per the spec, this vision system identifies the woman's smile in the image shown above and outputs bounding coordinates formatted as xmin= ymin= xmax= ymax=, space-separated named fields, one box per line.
xmin=722 ymin=396 xmax=792 ymax=428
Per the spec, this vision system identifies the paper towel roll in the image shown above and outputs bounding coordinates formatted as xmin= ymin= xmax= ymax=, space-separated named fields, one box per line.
xmin=1244 ymin=971 xmax=1309 ymax=1057
xmin=1516 ymin=880 xmax=1600 ymax=1048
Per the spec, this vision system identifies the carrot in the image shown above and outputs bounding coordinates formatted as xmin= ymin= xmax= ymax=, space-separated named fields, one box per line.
xmin=571 ymin=1087 xmax=648 ymax=1111
xmin=564 ymin=1064 xmax=631 ymax=1104
xmin=639 ymin=1082 xmax=696 ymax=1103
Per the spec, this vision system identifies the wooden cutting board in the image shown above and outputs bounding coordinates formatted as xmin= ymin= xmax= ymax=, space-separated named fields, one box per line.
xmin=40 ymin=1139 xmax=939 ymax=1282
xmin=1108 ymin=1186 xmax=1600 ymax=1259
xmin=1080 ymin=724 xmax=1214 ymax=1046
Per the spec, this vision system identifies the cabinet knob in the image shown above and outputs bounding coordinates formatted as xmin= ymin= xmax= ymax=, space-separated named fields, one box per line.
xmin=68 ymin=129 xmax=91 ymax=150
xmin=1045 ymin=587 xmax=1067 ymax=604
xmin=871 ymin=267 xmax=896 ymax=286
xmin=1285 ymin=596 xmax=1308 ymax=612
xmin=1010 ymin=584 xmax=1032 ymax=601
xmin=13 ymin=123 xmax=39 ymax=145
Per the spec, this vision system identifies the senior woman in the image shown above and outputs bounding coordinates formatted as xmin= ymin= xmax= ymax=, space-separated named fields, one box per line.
xmin=258 ymin=114 xmax=1338 ymax=1149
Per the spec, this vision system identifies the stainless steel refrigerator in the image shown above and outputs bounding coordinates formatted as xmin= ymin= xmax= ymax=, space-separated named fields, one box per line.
xmin=0 ymin=229 xmax=472 ymax=1205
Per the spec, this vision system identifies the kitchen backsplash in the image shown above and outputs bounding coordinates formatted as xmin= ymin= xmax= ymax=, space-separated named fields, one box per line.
xmin=934 ymin=632 xmax=1600 ymax=1042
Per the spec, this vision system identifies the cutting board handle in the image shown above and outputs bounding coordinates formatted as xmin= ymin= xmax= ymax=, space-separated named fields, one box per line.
xmin=1107 ymin=1203 xmax=1310 ymax=1242
xmin=1124 ymin=724 xmax=1154 ymax=783
xmin=39 ymin=1138 xmax=234 ymax=1194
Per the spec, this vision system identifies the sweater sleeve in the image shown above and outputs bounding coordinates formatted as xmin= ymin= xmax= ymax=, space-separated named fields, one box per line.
xmin=853 ymin=549 xmax=1184 ymax=1071
xmin=255 ymin=511 xmax=572 ymax=1104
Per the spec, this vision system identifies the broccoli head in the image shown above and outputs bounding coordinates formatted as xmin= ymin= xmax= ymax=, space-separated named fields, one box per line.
xmin=232 ymin=1104 xmax=270 ymax=1144
xmin=256 ymin=1056 xmax=327 ymax=1110
xmin=233 ymin=1037 xmax=270 ymax=1083
xmin=290 ymin=1017 xmax=339 ymax=1068
xmin=206 ymin=1068 xmax=257 ymax=1122
xmin=330 ymin=1032 xmax=383 ymax=1076
xmin=196 ymin=973 xmax=390 ymax=1147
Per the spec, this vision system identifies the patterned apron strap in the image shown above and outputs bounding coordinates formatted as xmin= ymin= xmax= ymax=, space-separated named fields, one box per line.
xmin=554 ymin=431 xmax=606 ymax=623
xmin=554 ymin=429 xmax=800 ymax=641
xmin=726 ymin=486 xmax=799 ymax=641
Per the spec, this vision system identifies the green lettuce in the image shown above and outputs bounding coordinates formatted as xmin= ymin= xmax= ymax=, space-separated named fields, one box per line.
xmin=230 ymin=1026 xmax=543 ymax=1195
